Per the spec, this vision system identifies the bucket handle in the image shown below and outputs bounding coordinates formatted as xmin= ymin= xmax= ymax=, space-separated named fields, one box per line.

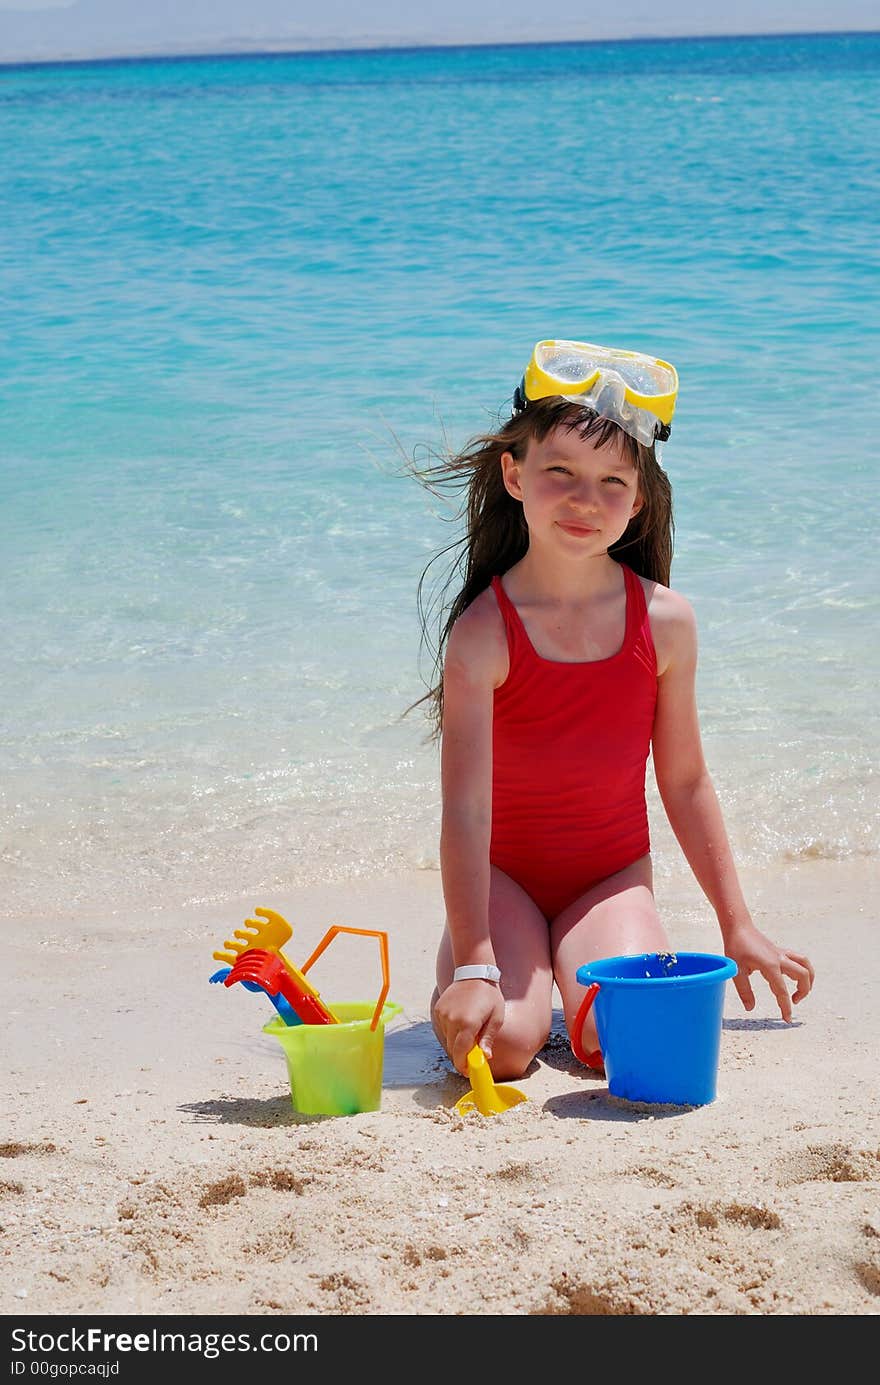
xmin=570 ymin=983 xmax=601 ymax=1066
xmin=299 ymin=926 xmax=390 ymax=1032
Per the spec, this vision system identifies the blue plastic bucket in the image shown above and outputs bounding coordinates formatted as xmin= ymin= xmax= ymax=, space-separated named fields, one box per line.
xmin=574 ymin=952 xmax=737 ymax=1106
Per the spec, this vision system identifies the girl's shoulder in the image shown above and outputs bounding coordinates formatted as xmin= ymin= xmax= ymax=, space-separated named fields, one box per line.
xmin=444 ymin=582 xmax=509 ymax=690
xmin=639 ymin=576 xmax=696 ymax=623
xmin=638 ymin=577 xmax=698 ymax=674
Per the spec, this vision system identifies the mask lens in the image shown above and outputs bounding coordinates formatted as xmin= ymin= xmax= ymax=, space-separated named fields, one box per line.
xmin=535 ymin=342 xmax=674 ymax=399
xmin=535 ymin=343 xmax=602 ymax=386
xmin=622 ymin=358 xmax=677 ymax=395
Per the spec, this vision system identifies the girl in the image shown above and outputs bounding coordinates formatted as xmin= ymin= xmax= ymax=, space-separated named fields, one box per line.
xmin=416 ymin=339 xmax=814 ymax=1081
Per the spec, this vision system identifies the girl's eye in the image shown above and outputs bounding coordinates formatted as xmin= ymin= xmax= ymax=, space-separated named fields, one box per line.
xmin=548 ymin=466 xmax=571 ymax=475
xmin=603 ymin=476 xmax=626 ymax=485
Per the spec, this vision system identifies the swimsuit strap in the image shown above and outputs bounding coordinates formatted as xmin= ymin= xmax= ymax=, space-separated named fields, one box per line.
xmin=489 ymin=573 xmax=518 ymax=626
xmin=490 ymin=574 xmax=534 ymax=664
xmin=621 ymin=562 xmax=647 ymax=652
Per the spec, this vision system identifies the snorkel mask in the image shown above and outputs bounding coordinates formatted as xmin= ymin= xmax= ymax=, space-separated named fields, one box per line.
xmin=513 ymin=339 xmax=679 ymax=449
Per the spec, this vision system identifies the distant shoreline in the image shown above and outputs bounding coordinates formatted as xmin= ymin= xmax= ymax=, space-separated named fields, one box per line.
xmin=1 ymin=28 xmax=878 ymax=73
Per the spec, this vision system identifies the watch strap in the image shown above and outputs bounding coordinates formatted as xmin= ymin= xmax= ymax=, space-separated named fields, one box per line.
xmin=453 ymin=963 xmax=501 ymax=984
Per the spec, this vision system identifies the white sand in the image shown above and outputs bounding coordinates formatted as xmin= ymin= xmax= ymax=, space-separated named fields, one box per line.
xmin=2 ymin=855 xmax=879 ymax=1316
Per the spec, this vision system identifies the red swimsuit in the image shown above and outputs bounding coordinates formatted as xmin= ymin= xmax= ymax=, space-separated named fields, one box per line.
xmin=489 ymin=563 xmax=657 ymax=919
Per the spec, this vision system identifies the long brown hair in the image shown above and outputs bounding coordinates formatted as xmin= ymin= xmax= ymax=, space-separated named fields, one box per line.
xmin=408 ymin=398 xmax=674 ymax=740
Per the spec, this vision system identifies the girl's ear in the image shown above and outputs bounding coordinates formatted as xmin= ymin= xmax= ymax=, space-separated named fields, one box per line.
xmin=500 ymin=451 xmax=523 ymax=500
xmin=630 ymin=490 xmax=644 ymax=519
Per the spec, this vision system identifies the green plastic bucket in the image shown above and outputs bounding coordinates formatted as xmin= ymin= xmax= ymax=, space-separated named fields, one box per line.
xmin=264 ymin=1000 xmax=402 ymax=1116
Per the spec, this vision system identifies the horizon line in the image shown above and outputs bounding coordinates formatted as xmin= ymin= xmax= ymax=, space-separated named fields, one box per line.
xmin=1 ymin=27 xmax=879 ymax=74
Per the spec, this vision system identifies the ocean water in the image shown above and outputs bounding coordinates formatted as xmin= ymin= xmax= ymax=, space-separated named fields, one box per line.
xmin=1 ymin=32 xmax=878 ymax=920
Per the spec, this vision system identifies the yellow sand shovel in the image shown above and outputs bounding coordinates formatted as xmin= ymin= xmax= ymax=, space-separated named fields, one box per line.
xmin=453 ymin=1045 xmax=528 ymax=1117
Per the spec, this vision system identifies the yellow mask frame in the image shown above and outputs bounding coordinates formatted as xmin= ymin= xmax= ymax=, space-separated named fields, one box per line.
xmin=515 ymin=338 xmax=679 ymax=446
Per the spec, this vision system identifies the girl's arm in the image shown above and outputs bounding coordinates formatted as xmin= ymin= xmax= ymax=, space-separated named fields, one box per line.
xmin=433 ymin=600 xmax=507 ymax=1072
xmin=649 ymin=587 xmax=814 ymax=1019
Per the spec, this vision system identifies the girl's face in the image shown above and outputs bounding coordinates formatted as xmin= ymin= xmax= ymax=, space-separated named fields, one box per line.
xmin=500 ymin=425 xmax=642 ymax=554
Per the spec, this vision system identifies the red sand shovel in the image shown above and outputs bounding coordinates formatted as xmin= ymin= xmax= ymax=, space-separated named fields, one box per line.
xmin=224 ymin=947 xmax=337 ymax=1026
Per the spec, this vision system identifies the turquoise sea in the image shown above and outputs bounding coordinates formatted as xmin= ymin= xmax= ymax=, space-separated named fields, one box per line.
xmin=1 ymin=33 xmax=878 ymax=920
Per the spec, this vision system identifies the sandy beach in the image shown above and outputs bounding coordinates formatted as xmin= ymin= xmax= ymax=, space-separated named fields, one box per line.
xmin=2 ymin=853 xmax=878 ymax=1319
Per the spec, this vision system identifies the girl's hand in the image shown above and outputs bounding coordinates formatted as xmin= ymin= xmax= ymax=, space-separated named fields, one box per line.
xmin=723 ymin=919 xmax=814 ymax=1022
xmin=433 ymin=979 xmax=506 ymax=1076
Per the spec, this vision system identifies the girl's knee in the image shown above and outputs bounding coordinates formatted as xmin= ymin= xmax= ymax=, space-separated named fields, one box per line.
xmin=490 ymin=1017 xmax=551 ymax=1081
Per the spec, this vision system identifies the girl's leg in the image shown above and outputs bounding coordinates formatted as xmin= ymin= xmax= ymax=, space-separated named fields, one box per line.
xmin=549 ymin=854 xmax=670 ymax=1059
xmin=432 ymin=865 xmax=554 ymax=1080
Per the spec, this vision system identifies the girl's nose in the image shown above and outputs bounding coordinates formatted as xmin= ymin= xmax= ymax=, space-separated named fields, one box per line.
xmin=571 ymin=479 xmax=600 ymax=511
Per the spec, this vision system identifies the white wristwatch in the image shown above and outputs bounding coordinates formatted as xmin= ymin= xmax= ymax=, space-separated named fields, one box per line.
xmin=453 ymin=964 xmax=501 ymax=984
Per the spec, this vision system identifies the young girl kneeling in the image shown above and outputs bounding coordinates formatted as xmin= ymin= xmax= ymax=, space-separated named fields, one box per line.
xmin=415 ymin=339 xmax=814 ymax=1080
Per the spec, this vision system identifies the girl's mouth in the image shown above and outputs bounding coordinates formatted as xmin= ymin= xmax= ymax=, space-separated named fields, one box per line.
xmin=557 ymin=521 xmax=598 ymax=536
